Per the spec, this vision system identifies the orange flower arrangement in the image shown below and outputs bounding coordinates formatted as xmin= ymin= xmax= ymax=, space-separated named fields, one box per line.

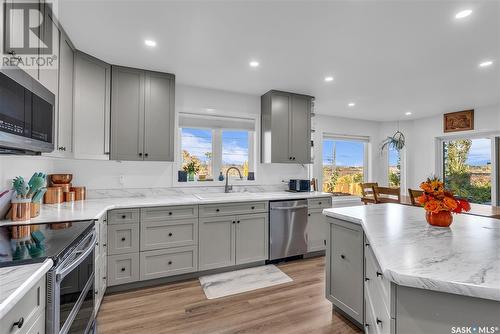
xmin=417 ymin=177 xmax=471 ymax=214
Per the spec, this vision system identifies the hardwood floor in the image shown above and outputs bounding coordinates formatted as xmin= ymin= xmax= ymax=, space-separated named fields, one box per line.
xmin=97 ymin=256 xmax=362 ymax=334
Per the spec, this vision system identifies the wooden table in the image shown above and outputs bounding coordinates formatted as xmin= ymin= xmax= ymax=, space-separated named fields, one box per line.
xmin=399 ymin=195 xmax=500 ymax=219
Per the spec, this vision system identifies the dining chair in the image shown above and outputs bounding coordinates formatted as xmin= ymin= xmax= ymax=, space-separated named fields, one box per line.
xmin=360 ymin=182 xmax=379 ymax=205
xmin=408 ymin=189 xmax=424 ymax=206
xmin=373 ymin=186 xmax=401 ymax=203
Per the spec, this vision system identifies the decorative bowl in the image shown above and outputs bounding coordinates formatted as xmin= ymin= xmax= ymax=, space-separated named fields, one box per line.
xmin=49 ymin=174 xmax=73 ymax=184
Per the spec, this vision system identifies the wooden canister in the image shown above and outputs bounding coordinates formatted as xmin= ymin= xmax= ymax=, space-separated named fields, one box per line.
xmin=65 ymin=191 xmax=75 ymax=202
xmin=44 ymin=187 xmax=64 ymax=204
xmin=11 ymin=200 xmax=31 ymax=221
xmin=30 ymin=202 xmax=41 ymax=218
xmin=71 ymin=187 xmax=86 ymax=201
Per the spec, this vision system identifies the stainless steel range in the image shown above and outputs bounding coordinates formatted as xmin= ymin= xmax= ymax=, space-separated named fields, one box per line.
xmin=269 ymin=199 xmax=308 ymax=260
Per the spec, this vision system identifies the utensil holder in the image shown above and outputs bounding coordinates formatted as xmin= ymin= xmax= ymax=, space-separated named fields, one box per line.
xmin=11 ymin=199 xmax=31 ymax=221
xmin=30 ymin=202 xmax=41 ymax=218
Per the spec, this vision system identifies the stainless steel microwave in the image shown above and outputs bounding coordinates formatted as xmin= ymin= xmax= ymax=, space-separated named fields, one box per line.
xmin=0 ymin=67 xmax=55 ymax=154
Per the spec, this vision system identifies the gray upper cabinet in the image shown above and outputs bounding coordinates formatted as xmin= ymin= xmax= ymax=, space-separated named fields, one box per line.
xmin=261 ymin=90 xmax=313 ymax=164
xmin=110 ymin=66 xmax=175 ymax=161
xmin=56 ymin=32 xmax=74 ymax=155
xmin=73 ymin=51 xmax=111 ymax=159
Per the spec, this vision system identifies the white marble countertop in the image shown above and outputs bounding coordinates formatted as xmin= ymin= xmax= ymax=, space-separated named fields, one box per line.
xmin=0 ymin=259 xmax=53 ymax=318
xmin=0 ymin=191 xmax=334 ymax=226
xmin=323 ymin=204 xmax=500 ymax=301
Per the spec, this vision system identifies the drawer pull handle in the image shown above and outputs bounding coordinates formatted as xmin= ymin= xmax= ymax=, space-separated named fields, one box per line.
xmin=12 ymin=317 xmax=24 ymax=329
xmin=168 ymin=233 xmax=173 ymax=237
xmin=168 ymin=212 xmax=172 ymax=215
xmin=340 ymin=254 xmax=346 ymax=259
xmin=168 ymin=261 xmax=172 ymax=265
xmin=121 ymin=237 xmax=126 ymax=241
xmin=376 ymin=271 xmax=383 ymax=278
xmin=376 ymin=318 xmax=382 ymax=325
xmin=365 ymin=277 xmax=370 ymax=281
xmin=121 ymin=268 xmax=126 ymax=272
xmin=103 ymin=243 xmax=107 ymax=247
xmin=365 ymin=243 xmax=370 ymax=247
xmin=216 ymin=208 xmax=220 ymax=212
xmin=365 ymin=323 xmax=369 ymax=328
xmin=121 ymin=215 xmax=126 ymax=219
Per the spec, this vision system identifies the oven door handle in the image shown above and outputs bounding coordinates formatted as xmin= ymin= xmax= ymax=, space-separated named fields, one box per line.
xmin=56 ymin=230 xmax=96 ymax=282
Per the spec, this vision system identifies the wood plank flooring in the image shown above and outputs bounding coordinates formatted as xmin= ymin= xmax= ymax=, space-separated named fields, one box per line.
xmin=97 ymin=256 xmax=362 ymax=334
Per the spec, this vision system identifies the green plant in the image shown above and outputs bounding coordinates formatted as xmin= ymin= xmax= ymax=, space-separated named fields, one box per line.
xmin=184 ymin=160 xmax=200 ymax=174
xmin=381 ymin=130 xmax=405 ymax=152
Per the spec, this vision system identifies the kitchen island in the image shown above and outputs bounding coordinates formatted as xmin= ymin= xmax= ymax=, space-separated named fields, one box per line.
xmin=323 ymin=204 xmax=500 ymax=334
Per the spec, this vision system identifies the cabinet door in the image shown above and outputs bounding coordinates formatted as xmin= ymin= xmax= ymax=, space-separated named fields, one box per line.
xmin=110 ymin=66 xmax=145 ymax=161
xmin=329 ymin=221 xmax=364 ymax=324
xmin=55 ymin=33 xmax=74 ymax=154
xmin=73 ymin=52 xmax=111 ymax=159
xmin=235 ymin=213 xmax=268 ymax=265
xmin=270 ymin=92 xmax=291 ymax=163
xmin=290 ymin=94 xmax=311 ymax=164
xmin=38 ymin=6 xmax=59 ymax=94
xmin=199 ymin=216 xmax=235 ymax=270
xmin=306 ymin=209 xmax=328 ymax=252
xmin=143 ymin=71 xmax=175 ymax=161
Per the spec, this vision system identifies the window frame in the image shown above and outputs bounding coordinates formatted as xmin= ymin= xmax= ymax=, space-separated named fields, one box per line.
xmin=436 ymin=132 xmax=499 ymax=205
xmin=320 ymin=134 xmax=370 ymax=195
xmin=387 ymin=145 xmax=402 ymax=188
xmin=177 ymin=126 xmax=256 ymax=185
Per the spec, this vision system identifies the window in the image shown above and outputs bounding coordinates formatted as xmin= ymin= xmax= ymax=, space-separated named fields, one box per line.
xmin=443 ymin=137 xmax=492 ymax=204
xmin=388 ymin=146 xmax=401 ymax=187
xmin=322 ymin=137 xmax=367 ymax=196
xmin=222 ymin=130 xmax=249 ymax=177
xmin=181 ymin=128 xmax=213 ymax=178
xmin=179 ymin=114 xmax=255 ymax=182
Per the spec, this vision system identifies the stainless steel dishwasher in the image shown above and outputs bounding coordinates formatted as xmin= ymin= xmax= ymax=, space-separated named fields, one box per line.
xmin=269 ymin=199 xmax=308 ymax=260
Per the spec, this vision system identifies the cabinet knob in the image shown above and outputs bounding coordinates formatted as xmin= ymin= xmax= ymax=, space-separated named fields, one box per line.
xmin=289 ymin=157 xmax=293 ymax=160
xmin=340 ymin=254 xmax=346 ymax=259
xmin=121 ymin=237 xmax=126 ymax=241
xmin=376 ymin=271 xmax=383 ymax=278
xmin=95 ymin=290 xmax=98 ymax=295
xmin=251 ymin=206 xmax=255 ymax=210
xmin=103 ymin=243 xmax=107 ymax=247
xmin=139 ymin=153 xmax=143 ymax=157
xmin=121 ymin=215 xmax=126 ymax=219
xmin=168 ymin=232 xmax=173 ymax=237
xmin=216 ymin=208 xmax=220 ymax=212
xmin=365 ymin=277 xmax=370 ymax=281
xmin=168 ymin=261 xmax=172 ymax=265
xmin=12 ymin=317 xmax=24 ymax=329
xmin=168 ymin=212 xmax=172 ymax=215
xmin=318 ymin=202 xmax=322 ymax=205
xmin=237 ymin=220 xmax=240 ymax=224
xmin=103 ymin=276 xmax=107 ymax=279
xmin=365 ymin=323 xmax=370 ymax=328
xmin=121 ymin=267 xmax=126 ymax=272
xmin=376 ymin=318 xmax=382 ymax=325
xmin=308 ymin=213 xmax=311 ymax=217
xmin=144 ymin=153 xmax=149 ymax=157
xmin=292 ymin=157 xmax=296 ymax=160
xmin=232 ymin=221 xmax=236 ymax=224
xmin=365 ymin=243 xmax=370 ymax=247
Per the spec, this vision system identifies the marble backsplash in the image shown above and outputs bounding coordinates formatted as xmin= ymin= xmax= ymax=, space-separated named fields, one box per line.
xmin=87 ymin=184 xmax=289 ymax=199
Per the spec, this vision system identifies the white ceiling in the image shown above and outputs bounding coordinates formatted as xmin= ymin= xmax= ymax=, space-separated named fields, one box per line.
xmin=59 ymin=0 xmax=500 ymax=121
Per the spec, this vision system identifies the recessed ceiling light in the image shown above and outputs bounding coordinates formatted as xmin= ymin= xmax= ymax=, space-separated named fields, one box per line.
xmin=405 ymin=111 xmax=412 ymax=116
xmin=348 ymin=102 xmax=356 ymax=107
xmin=324 ymin=76 xmax=334 ymax=82
xmin=479 ymin=60 xmax=493 ymax=68
xmin=144 ymin=39 xmax=157 ymax=47
xmin=455 ymin=9 xmax=472 ymax=19
xmin=249 ymin=61 xmax=259 ymax=67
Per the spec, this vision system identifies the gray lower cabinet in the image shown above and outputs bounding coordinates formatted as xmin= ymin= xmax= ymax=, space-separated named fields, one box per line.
xmin=107 ymin=253 xmax=140 ymax=287
xmin=199 ymin=213 xmax=268 ymax=271
xmin=110 ymin=66 xmax=175 ymax=161
xmin=140 ymin=246 xmax=197 ymax=280
xmin=261 ymin=90 xmax=313 ymax=164
xmin=73 ymin=51 xmax=111 ymax=159
xmin=306 ymin=209 xmax=328 ymax=252
xmin=326 ymin=218 xmax=364 ymax=325
xmin=107 ymin=223 xmax=140 ymax=255
xmin=140 ymin=218 xmax=198 ymax=251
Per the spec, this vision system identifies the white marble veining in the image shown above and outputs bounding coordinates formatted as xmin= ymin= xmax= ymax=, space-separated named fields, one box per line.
xmin=199 ymin=265 xmax=292 ymax=299
xmin=0 ymin=190 xmax=332 ymax=226
xmin=0 ymin=259 xmax=53 ymax=318
xmin=323 ymin=204 xmax=500 ymax=301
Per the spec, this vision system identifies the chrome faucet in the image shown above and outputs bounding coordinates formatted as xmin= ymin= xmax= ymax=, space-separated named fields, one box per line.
xmin=224 ymin=167 xmax=243 ymax=193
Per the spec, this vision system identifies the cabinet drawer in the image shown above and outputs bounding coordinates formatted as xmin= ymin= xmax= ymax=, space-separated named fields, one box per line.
xmin=141 ymin=205 xmax=198 ymax=222
xmin=365 ymin=284 xmax=391 ymax=334
xmin=199 ymin=201 xmax=268 ymax=217
xmin=23 ymin=312 xmax=44 ymax=334
xmin=140 ymin=219 xmax=198 ymax=251
xmin=307 ymin=197 xmax=332 ymax=209
xmin=108 ymin=208 xmax=140 ymax=225
xmin=140 ymin=246 xmax=197 ymax=281
xmin=1 ymin=276 xmax=45 ymax=334
xmin=365 ymin=244 xmax=391 ymax=316
xmin=108 ymin=223 xmax=139 ymax=255
xmin=107 ymin=253 xmax=140 ymax=286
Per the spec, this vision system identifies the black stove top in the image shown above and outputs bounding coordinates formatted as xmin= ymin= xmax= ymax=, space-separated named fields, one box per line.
xmin=0 ymin=220 xmax=94 ymax=267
